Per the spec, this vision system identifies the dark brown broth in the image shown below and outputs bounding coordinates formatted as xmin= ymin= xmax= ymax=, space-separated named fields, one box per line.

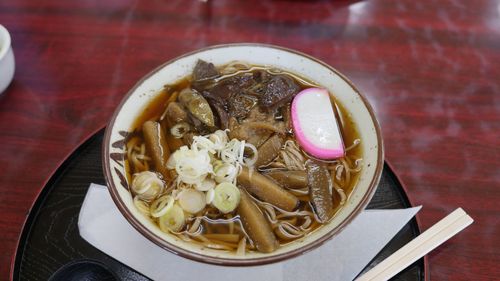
xmin=126 ymin=66 xmax=362 ymax=250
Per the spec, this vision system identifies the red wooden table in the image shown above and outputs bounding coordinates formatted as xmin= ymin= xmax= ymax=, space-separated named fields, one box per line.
xmin=1 ymin=0 xmax=499 ymax=280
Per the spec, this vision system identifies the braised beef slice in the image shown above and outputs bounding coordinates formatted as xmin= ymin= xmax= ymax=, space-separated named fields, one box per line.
xmin=259 ymin=75 xmax=300 ymax=109
xmin=192 ymin=60 xmax=219 ymax=81
xmin=228 ymin=94 xmax=258 ymax=120
xmin=209 ymin=98 xmax=230 ymax=129
xmin=206 ymin=73 xmax=256 ymax=101
xmin=191 ymin=67 xmax=298 ymax=128
xmin=228 ymin=106 xmax=285 ymax=148
xmin=253 ymin=70 xmax=271 ymax=83
xmin=229 ymin=123 xmax=273 ymax=149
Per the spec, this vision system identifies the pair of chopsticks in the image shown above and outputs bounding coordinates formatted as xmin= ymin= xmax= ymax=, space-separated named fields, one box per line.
xmin=356 ymin=208 xmax=473 ymax=281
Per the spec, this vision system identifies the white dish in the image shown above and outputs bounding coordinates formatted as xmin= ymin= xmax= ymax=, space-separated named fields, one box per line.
xmin=103 ymin=44 xmax=384 ymax=265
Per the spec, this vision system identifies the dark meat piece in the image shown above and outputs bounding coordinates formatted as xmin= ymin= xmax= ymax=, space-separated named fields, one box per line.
xmin=259 ymin=75 xmax=300 ymax=109
xmin=196 ymin=89 xmax=229 ymax=130
xmin=228 ymin=94 xmax=258 ymax=120
xmin=246 ymin=105 xmax=273 ymax=122
xmin=192 ymin=60 xmax=219 ymax=81
xmin=230 ymin=126 xmax=272 ymax=148
xmin=228 ymin=106 xmax=285 ymax=148
xmin=253 ymin=70 xmax=270 ymax=83
xmin=228 ymin=117 xmax=273 ymax=148
xmin=205 ymin=73 xmax=256 ymax=101
xmin=210 ymin=99 xmax=230 ymax=129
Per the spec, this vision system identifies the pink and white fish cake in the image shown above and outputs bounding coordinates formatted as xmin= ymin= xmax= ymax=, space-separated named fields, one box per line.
xmin=291 ymin=88 xmax=345 ymax=160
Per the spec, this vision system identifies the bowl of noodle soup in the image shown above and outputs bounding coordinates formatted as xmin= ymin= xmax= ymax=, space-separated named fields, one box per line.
xmin=103 ymin=44 xmax=383 ymax=265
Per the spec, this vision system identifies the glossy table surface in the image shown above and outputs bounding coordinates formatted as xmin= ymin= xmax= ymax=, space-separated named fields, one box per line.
xmin=0 ymin=0 xmax=499 ymax=280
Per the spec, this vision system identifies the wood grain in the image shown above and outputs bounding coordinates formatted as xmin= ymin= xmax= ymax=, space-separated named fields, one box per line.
xmin=0 ymin=0 xmax=498 ymax=280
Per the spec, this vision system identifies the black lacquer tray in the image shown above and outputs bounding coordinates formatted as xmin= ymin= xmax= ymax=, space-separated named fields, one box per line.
xmin=11 ymin=129 xmax=427 ymax=281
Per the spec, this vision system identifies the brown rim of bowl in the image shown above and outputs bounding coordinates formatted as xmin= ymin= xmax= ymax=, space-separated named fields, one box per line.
xmin=103 ymin=43 xmax=384 ymax=266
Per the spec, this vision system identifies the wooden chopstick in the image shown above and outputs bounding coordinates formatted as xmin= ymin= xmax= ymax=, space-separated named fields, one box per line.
xmin=356 ymin=208 xmax=473 ymax=281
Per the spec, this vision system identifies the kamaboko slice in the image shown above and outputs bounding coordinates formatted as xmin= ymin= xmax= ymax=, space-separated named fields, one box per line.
xmin=291 ymin=88 xmax=345 ymax=160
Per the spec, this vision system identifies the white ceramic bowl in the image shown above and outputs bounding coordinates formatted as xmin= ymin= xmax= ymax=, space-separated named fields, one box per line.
xmin=103 ymin=44 xmax=383 ymax=265
xmin=0 ymin=24 xmax=15 ymax=94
